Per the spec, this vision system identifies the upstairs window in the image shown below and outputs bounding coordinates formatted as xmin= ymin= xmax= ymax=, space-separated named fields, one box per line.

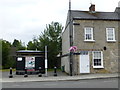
xmin=106 ymin=28 xmax=116 ymax=42
xmin=84 ymin=27 xmax=94 ymax=41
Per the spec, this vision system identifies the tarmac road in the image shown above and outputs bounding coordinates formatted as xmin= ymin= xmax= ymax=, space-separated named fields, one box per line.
xmin=2 ymin=78 xmax=118 ymax=88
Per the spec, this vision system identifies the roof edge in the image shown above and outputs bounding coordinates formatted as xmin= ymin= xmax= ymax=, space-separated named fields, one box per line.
xmin=73 ymin=18 xmax=120 ymax=21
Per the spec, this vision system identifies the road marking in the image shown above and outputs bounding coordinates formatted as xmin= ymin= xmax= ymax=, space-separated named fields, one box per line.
xmin=44 ymin=83 xmax=57 ymax=86
xmin=14 ymin=84 xmax=21 ymax=86
xmin=103 ymin=80 xmax=117 ymax=83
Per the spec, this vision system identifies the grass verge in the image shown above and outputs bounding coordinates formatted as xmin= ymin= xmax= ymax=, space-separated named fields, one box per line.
xmin=0 ymin=69 xmax=16 ymax=72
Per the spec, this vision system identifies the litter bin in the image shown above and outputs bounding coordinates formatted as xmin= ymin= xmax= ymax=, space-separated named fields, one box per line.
xmin=61 ymin=66 xmax=65 ymax=72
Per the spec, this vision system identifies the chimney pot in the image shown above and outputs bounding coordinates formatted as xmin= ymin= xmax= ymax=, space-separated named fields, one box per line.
xmin=118 ymin=1 xmax=120 ymax=7
xmin=89 ymin=4 xmax=95 ymax=12
xmin=115 ymin=1 xmax=120 ymax=13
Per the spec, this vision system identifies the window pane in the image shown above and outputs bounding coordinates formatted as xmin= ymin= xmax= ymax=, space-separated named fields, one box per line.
xmin=98 ymin=59 xmax=101 ymax=66
xmin=86 ymin=34 xmax=91 ymax=40
xmin=86 ymin=29 xmax=91 ymax=34
xmin=107 ymin=28 xmax=115 ymax=41
xmin=93 ymin=51 xmax=102 ymax=66
xmin=80 ymin=51 xmax=88 ymax=55
xmin=85 ymin=27 xmax=93 ymax=40
xmin=94 ymin=59 xmax=98 ymax=66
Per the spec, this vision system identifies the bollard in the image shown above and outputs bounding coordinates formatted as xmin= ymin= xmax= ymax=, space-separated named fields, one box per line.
xmin=38 ymin=67 xmax=42 ymax=77
xmin=9 ymin=67 xmax=13 ymax=78
xmin=54 ymin=67 xmax=57 ymax=76
xmin=24 ymin=68 xmax=28 ymax=77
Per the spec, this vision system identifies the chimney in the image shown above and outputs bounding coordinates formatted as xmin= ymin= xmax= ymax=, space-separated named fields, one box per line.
xmin=115 ymin=1 xmax=120 ymax=13
xmin=89 ymin=4 xmax=95 ymax=12
xmin=118 ymin=1 xmax=120 ymax=7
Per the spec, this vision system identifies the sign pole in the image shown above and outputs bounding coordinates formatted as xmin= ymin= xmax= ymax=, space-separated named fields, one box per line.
xmin=45 ymin=46 xmax=48 ymax=77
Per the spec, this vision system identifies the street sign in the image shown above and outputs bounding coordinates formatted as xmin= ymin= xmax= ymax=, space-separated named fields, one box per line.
xmin=69 ymin=46 xmax=77 ymax=52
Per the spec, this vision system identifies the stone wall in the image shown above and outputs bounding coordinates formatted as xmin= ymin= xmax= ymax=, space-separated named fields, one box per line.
xmin=61 ymin=24 xmax=70 ymax=74
xmin=73 ymin=20 xmax=118 ymax=74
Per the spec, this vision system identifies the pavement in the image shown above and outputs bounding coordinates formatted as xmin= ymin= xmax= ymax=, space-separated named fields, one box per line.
xmin=0 ymin=71 xmax=119 ymax=83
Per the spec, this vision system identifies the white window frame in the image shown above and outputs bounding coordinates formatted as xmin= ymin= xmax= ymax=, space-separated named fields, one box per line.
xmin=92 ymin=51 xmax=104 ymax=68
xmin=84 ymin=27 xmax=95 ymax=42
xmin=106 ymin=28 xmax=116 ymax=42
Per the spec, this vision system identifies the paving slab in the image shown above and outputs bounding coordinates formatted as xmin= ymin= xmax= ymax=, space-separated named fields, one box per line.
xmin=1 ymin=71 xmax=118 ymax=83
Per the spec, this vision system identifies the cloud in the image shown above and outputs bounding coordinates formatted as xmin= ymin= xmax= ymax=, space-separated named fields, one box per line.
xmin=0 ymin=0 xmax=119 ymax=44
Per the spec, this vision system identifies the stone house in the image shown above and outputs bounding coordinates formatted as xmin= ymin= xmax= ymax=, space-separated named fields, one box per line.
xmin=61 ymin=4 xmax=120 ymax=75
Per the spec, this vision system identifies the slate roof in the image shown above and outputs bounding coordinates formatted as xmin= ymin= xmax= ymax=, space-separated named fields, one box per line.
xmin=71 ymin=10 xmax=120 ymax=20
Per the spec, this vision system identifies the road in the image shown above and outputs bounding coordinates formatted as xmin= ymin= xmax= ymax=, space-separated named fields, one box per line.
xmin=2 ymin=78 xmax=118 ymax=88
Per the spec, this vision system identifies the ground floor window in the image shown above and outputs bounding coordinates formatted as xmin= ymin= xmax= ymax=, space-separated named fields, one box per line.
xmin=80 ymin=51 xmax=88 ymax=55
xmin=92 ymin=51 xmax=104 ymax=68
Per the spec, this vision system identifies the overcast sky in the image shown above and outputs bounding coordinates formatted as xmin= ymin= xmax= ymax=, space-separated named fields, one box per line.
xmin=0 ymin=0 xmax=119 ymax=45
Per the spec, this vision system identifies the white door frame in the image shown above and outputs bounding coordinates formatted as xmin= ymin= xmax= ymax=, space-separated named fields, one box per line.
xmin=79 ymin=51 xmax=90 ymax=73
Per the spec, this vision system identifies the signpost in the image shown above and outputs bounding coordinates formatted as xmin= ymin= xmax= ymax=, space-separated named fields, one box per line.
xmin=45 ymin=46 xmax=48 ymax=77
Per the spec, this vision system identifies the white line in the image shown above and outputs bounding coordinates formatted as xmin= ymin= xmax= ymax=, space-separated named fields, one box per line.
xmin=103 ymin=80 xmax=117 ymax=83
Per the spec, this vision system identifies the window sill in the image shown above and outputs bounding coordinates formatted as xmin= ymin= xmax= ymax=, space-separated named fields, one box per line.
xmin=84 ymin=40 xmax=95 ymax=42
xmin=107 ymin=40 xmax=116 ymax=43
xmin=93 ymin=66 xmax=104 ymax=69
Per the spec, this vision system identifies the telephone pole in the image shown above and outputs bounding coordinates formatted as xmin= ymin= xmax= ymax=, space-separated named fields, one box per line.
xmin=69 ymin=0 xmax=73 ymax=76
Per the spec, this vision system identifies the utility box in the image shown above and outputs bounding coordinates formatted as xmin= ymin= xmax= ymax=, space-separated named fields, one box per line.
xmin=16 ymin=50 xmax=45 ymax=75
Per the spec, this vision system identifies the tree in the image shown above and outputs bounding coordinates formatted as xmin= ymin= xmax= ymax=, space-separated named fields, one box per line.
xmin=27 ymin=41 xmax=35 ymax=50
xmin=2 ymin=40 xmax=12 ymax=69
xmin=1 ymin=39 xmax=26 ymax=69
xmin=26 ymin=22 xmax=63 ymax=68
xmin=38 ymin=22 xmax=63 ymax=68
xmin=12 ymin=39 xmax=20 ymax=47
xmin=12 ymin=39 xmax=26 ymax=50
xmin=27 ymin=36 xmax=39 ymax=50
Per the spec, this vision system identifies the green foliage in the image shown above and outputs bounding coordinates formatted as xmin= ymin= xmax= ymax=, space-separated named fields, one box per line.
xmin=2 ymin=39 xmax=25 ymax=69
xmin=2 ymin=40 xmax=12 ymax=69
xmin=27 ymin=37 xmax=39 ymax=50
xmin=38 ymin=22 xmax=63 ymax=68
xmin=12 ymin=39 xmax=26 ymax=50
xmin=27 ymin=41 xmax=36 ymax=50
xmin=27 ymin=22 xmax=63 ymax=68
xmin=1 ymin=22 xmax=63 ymax=69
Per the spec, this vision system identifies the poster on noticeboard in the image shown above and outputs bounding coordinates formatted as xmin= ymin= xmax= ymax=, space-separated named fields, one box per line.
xmin=25 ymin=57 xmax=35 ymax=69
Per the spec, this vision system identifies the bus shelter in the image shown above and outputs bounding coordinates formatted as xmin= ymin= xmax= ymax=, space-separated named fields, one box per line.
xmin=16 ymin=50 xmax=45 ymax=75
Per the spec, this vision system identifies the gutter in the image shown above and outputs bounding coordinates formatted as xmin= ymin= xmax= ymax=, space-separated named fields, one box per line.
xmin=73 ymin=18 xmax=120 ymax=21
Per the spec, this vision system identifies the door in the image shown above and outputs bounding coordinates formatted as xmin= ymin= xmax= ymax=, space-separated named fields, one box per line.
xmin=79 ymin=51 xmax=90 ymax=73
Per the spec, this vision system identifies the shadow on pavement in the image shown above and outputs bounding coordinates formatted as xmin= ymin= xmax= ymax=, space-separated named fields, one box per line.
xmin=2 ymin=70 xmax=68 ymax=78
